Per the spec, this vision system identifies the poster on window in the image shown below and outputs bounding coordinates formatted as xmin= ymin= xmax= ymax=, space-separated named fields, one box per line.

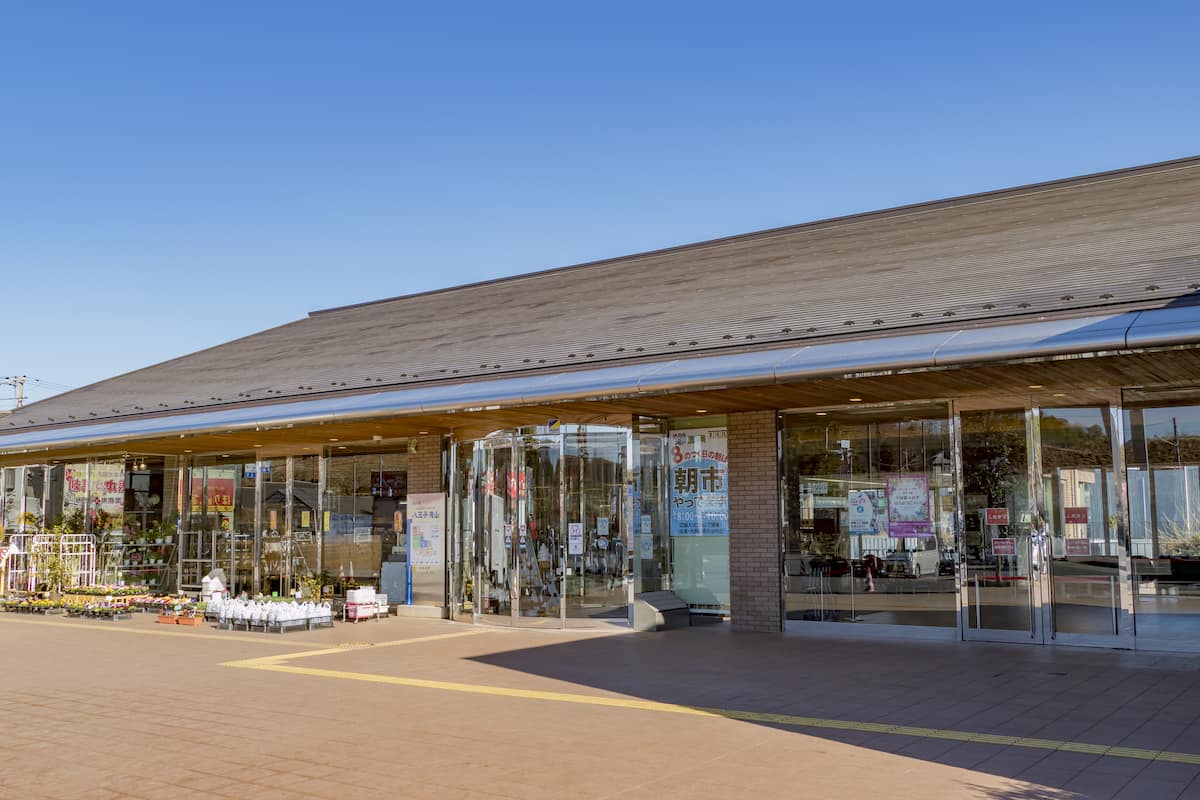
xmin=886 ymin=474 xmax=932 ymax=538
xmin=668 ymin=427 xmax=728 ymax=537
xmin=407 ymin=493 xmax=445 ymax=574
xmin=190 ymin=467 xmax=237 ymax=513
xmin=848 ymin=489 xmax=886 ymax=535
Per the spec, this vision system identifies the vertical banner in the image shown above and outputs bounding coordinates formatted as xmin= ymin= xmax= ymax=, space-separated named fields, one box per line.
xmin=88 ymin=463 xmax=126 ymax=522
xmin=407 ymin=492 xmax=446 ymax=606
xmin=668 ymin=427 xmax=729 ymax=536
xmin=886 ymin=475 xmax=932 ymax=538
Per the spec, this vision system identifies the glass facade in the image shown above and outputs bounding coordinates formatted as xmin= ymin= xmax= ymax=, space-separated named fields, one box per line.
xmin=782 ymin=404 xmax=956 ymax=627
xmin=3 ymin=387 xmax=1200 ymax=649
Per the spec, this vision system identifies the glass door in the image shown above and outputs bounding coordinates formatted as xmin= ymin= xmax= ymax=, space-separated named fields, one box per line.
xmin=959 ymin=408 xmax=1040 ymax=642
xmin=516 ymin=433 xmax=562 ymax=626
xmin=1037 ymin=405 xmax=1132 ymax=647
xmin=563 ymin=427 xmax=629 ymax=626
xmin=475 ymin=438 xmax=516 ymax=625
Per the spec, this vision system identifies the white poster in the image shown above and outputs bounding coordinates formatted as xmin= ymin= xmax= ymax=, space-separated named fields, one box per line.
xmin=639 ymin=534 xmax=654 ymax=560
xmin=407 ymin=493 xmax=445 ymax=574
xmin=567 ymin=522 xmax=584 ymax=555
xmin=596 ymin=517 xmax=610 ymax=537
xmin=848 ymin=489 xmax=885 ymax=535
xmin=641 ymin=514 xmax=652 ymax=534
xmin=668 ymin=427 xmax=729 ymax=536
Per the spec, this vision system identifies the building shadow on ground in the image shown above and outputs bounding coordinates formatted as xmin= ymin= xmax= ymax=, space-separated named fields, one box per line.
xmin=466 ymin=623 xmax=1200 ymax=797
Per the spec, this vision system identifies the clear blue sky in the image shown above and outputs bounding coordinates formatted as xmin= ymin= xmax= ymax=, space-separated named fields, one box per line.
xmin=3 ymin=1 xmax=1198 ymax=407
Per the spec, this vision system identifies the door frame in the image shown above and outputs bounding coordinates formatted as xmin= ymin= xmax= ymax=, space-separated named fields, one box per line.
xmin=957 ymin=397 xmax=1135 ymax=648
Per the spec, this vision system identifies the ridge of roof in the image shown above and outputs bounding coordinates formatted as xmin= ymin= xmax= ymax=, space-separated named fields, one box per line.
xmin=307 ymin=153 xmax=1200 ymax=318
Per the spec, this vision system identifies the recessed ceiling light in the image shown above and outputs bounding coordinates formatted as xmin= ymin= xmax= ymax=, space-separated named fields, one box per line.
xmin=221 ymin=454 xmax=230 ymax=458
xmin=1053 ymin=393 xmax=1067 ymax=397
xmin=337 ymin=446 xmax=347 ymax=450
xmin=816 ymin=412 xmax=827 ymax=416
xmin=329 ymin=438 xmax=339 ymax=442
xmin=418 ymin=431 xmax=429 ymax=434
xmin=253 ymin=444 xmax=262 ymax=448
xmin=184 ymin=449 xmax=192 ymax=453
xmin=849 ymin=398 xmax=863 ymax=402
xmin=695 ymin=409 xmax=707 ymax=414
xmin=1028 ymin=385 xmax=1043 ymax=389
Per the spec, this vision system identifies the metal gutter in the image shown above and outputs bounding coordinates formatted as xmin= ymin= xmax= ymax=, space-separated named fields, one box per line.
xmin=2 ymin=304 xmax=1198 ymax=455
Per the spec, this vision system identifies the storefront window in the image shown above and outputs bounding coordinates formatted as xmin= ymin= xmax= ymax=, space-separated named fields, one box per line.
xmin=782 ymin=404 xmax=956 ymax=627
xmin=667 ymin=419 xmax=730 ymax=611
xmin=1125 ymin=401 xmax=1200 ymax=644
xmin=323 ymin=445 xmax=407 ymax=594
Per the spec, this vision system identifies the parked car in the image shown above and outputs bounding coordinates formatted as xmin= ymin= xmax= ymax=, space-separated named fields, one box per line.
xmin=885 ymin=539 xmax=941 ymax=578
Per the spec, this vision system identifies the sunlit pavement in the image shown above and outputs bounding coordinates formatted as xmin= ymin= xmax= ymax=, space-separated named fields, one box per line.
xmin=2 ymin=612 xmax=1200 ymax=799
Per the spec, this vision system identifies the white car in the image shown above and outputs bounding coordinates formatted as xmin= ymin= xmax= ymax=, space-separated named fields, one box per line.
xmin=885 ymin=540 xmax=941 ymax=578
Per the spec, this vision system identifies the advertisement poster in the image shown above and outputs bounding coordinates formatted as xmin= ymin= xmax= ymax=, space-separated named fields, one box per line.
xmin=886 ymin=475 xmax=932 ymax=538
xmin=848 ymin=489 xmax=886 ymax=535
xmin=407 ymin=493 xmax=445 ymax=573
xmin=190 ymin=467 xmax=238 ymax=513
xmin=668 ymin=427 xmax=729 ymax=537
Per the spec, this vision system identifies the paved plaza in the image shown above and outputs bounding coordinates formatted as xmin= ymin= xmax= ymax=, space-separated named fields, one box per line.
xmin=2 ymin=614 xmax=1200 ymax=799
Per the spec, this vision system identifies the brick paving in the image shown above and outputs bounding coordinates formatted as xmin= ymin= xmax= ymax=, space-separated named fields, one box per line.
xmin=2 ymin=613 xmax=1200 ymax=799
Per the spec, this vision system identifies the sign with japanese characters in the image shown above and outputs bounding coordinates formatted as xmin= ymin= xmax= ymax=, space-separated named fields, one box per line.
xmin=1064 ymin=507 xmax=1089 ymax=525
xmin=848 ymin=490 xmax=886 ymax=535
xmin=991 ymin=537 xmax=1016 ymax=556
xmin=985 ymin=507 xmax=1010 ymax=526
xmin=1065 ymin=538 xmax=1091 ymax=556
xmin=567 ymin=522 xmax=584 ymax=555
xmin=668 ymin=427 xmax=728 ymax=537
xmin=190 ymin=467 xmax=237 ymax=513
xmin=886 ymin=474 xmax=932 ymax=538
xmin=407 ymin=493 xmax=445 ymax=573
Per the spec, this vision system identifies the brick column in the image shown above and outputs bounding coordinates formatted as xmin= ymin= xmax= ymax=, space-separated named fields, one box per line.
xmin=408 ymin=434 xmax=444 ymax=494
xmin=728 ymin=410 xmax=782 ymax=632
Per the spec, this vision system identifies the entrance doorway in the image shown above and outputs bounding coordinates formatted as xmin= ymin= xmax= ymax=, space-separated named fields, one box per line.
xmin=959 ymin=402 xmax=1131 ymax=647
xmin=463 ymin=426 xmax=631 ymax=628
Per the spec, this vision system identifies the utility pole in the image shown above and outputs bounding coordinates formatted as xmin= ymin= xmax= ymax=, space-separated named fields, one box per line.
xmin=1 ymin=375 xmax=25 ymax=408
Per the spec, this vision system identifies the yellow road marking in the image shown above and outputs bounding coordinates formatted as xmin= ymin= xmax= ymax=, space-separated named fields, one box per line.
xmin=218 ymin=629 xmax=488 ymax=667
xmin=222 ymin=642 xmax=1200 ymax=766
xmin=0 ymin=613 xmax=315 ymax=648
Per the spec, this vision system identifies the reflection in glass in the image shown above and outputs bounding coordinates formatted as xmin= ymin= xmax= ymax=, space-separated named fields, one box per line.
xmin=1040 ymin=407 xmax=1120 ymax=636
xmin=782 ymin=405 xmax=956 ymax=627
xmin=1125 ymin=402 xmax=1200 ymax=646
xmin=961 ymin=410 xmax=1033 ymax=633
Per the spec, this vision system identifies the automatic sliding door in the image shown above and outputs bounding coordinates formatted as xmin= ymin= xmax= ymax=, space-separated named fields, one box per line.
xmin=1038 ymin=406 xmax=1131 ymax=646
xmin=960 ymin=409 xmax=1039 ymax=641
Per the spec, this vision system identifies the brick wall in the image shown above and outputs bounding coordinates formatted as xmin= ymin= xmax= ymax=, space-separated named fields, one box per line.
xmin=408 ymin=434 xmax=445 ymax=494
xmin=728 ymin=410 xmax=782 ymax=632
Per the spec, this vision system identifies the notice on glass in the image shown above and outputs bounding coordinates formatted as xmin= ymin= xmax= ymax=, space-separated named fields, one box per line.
xmin=639 ymin=534 xmax=654 ymax=560
xmin=568 ymin=522 xmax=584 ymax=555
xmin=886 ymin=475 xmax=932 ymax=538
xmin=848 ymin=489 xmax=885 ymax=535
xmin=641 ymin=514 xmax=652 ymax=534
xmin=991 ymin=537 xmax=1016 ymax=556
xmin=668 ymin=427 xmax=729 ymax=536
xmin=407 ymin=493 xmax=445 ymax=573
xmin=597 ymin=517 xmax=610 ymax=537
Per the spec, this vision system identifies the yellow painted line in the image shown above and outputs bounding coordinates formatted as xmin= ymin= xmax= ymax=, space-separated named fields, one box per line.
xmin=0 ymin=613 xmax=315 ymax=648
xmin=222 ymin=655 xmax=1200 ymax=765
xmin=218 ymin=629 xmax=488 ymax=667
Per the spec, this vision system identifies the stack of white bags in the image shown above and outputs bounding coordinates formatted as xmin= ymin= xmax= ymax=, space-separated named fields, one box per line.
xmin=210 ymin=595 xmax=333 ymax=627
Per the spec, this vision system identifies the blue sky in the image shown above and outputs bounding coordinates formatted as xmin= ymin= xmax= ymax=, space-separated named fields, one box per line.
xmin=2 ymin=1 xmax=1198 ymax=406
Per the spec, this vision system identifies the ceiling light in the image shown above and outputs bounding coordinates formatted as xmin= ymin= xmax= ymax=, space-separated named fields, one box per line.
xmin=337 ymin=446 xmax=347 ymax=450
xmin=849 ymin=398 xmax=863 ymax=403
xmin=1053 ymin=393 xmax=1066 ymax=398
xmin=184 ymin=450 xmax=192 ymax=453
xmin=329 ymin=438 xmax=339 ymax=442
xmin=1028 ymin=385 xmax=1043 ymax=389
xmin=418 ymin=431 xmax=429 ymax=434
xmin=816 ymin=412 xmax=827 ymax=416
xmin=695 ymin=409 xmax=707 ymax=414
